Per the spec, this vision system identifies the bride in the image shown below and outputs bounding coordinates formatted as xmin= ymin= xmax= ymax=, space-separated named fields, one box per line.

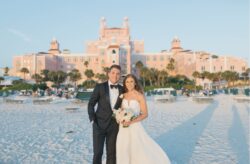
xmin=116 ymin=74 xmax=171 ymax=164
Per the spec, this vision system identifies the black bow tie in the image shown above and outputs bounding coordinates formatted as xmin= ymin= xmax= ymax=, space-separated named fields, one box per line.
xmin=110 ymin=84 xmax=118 ymax=89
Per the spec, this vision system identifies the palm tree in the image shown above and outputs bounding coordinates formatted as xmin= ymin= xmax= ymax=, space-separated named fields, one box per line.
xmin=4 ymin=67 xmax=9 ymax=76
xmin=192 ymin=71 xmax=200 ymax=93
xmin=206 ymin=72 xmax=215 ymax=82
xmin=231 ymin=71 xmax=239 ymax=87
xmin=31 ymin=74 xmax=42 ymax=84
xmin=200 ymin=71 xmax=209 ymax=80
xmin=242 ymin=68 xmax=250 ymax=86
xmin=95 ymin=73 xmax=107 ymax=82
xmin=84 ymin=61 xmax=89 ymax=68
xmin=208 ymin=72 xmax=224 ymax=89
xmin=200 ymin=71 xmax=210 ymax=89
xmin=247 ymin=68 xmax=250 ymax=86
xmin=85 ymin=69 xmax=95 ymax=86
xmin=140 ymin=67 xmax=149 ymax=87
xmin=20 ymin=67 xmax=29 ymax=80
xmin=48 ymin=71 xmax=67 ymax=88
xmin=68 ymin=69 xmax=82 ymax=89
xmin=135 ymin=61 xmax=144 ymax=77
xmin=0 ymin=76 xmax=4 ymax=84
xmin=102 ymin=66 xmax=110 ymax=75
xmin=41 ymin=69 xmax=50 ymax=82
xmin=57 ymin=71 xmax=67 ymax=87
xmin=149 ymin=68 xmax=159 ymax=86
xmin=158 ymin=70 xmax=168 ymax=87
xmin=85 ymin=69 xmax=95 ymax=80
xmin=222 ymin=71 xmax=239 ymax=87
xmin=166 ymin=58 xmax=175 ymax=75
xmin=222 ymin=71 xmax=231 ymax=87
xmin=214 ymin=71 xmax=223 ymax=89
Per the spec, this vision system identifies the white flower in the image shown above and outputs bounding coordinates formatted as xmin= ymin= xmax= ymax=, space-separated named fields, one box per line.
xmin=119 ymin=94 xmax=124 ymax=99
xmin=112 ymin=108 xmax=136 ymax=127
xmin=112 ymin=108 xmax=123 ymax=123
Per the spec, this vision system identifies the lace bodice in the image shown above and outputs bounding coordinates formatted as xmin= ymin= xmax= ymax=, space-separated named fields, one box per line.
xmin=122 ymin=99 xmax=141 ymax=116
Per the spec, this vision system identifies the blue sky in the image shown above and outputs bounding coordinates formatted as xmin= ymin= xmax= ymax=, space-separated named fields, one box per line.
xmin=0 ymin=0 xmax=249 ymax=67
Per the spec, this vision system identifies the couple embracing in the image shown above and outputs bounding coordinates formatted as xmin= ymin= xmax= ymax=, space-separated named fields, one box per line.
xmin=88 ymin=65 xmax=171 ymax=164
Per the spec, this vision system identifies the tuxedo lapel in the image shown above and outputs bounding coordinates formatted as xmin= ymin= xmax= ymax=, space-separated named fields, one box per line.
xmin=116 ymin=85 xmax=123 ymax=104
xmin=113 ymin=84 xmax=123 ymax=109
xmin=118 ymin=85 xmax=122 ymax=95
xmin=104 ymin=81 xmax=112 ymax=109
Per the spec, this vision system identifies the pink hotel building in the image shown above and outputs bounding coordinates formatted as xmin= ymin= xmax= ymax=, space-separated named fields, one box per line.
xmin=12 ymin=17 xmax=248 ymax=83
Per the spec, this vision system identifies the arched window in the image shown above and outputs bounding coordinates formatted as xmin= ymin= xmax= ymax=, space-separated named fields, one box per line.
xmin=112 ymin=49 xmax=116 ymax=54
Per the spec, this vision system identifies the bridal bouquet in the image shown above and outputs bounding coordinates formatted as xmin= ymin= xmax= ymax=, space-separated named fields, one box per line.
xmin=112 ymin=108 xmax=136 ymax=128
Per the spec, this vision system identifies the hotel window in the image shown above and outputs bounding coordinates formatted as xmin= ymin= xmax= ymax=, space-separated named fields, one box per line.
xmin=153 ymin=56 xmax=157 ymax=61
xmin=96 ymin=58 xmax=98 ymax=62
xmin=38 ymin=61 xmax=42 ymax=67
xmin=213 ymin=66 xmax=216 ymax=71
xmin=242 ymin=67 xmax=245 ymax=71
xmin=74 ymin=58 xmax=77 ymax=62
xmin=112 ymin=50 xmax=116 ymax=54
xmin=16 ymin=62 xmax=21 ymax=68
xmin=100 ymin=50 xmax=105 ymax=55
xmin=147 ymin=56 xmax=150 ymax=61
xmin=201 ymin=66 xmax=205 ymax=71
xmin=230 ymin=66 xmax=234 ymax=70
xmin=112 ymin=37 xmax=116 ymax=43
xmin=101 ymin=59 xmax=105 ymax=64
xmin=160 ymin=56 xmax=164 ymax=60
xmin=221 ymin=66 xmax=223 ymax=70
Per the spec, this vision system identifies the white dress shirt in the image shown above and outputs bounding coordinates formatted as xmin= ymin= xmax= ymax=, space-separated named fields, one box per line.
xmin=108 ymin=80 xmax=119 ymax=109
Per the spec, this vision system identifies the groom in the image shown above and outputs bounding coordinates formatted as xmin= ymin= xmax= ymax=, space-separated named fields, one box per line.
xmin=88 ymin=64 xmax=123 ymax=164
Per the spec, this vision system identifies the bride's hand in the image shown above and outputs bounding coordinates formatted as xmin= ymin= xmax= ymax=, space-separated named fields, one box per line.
xmin=123 ymin=121 xmax=132 ymax=126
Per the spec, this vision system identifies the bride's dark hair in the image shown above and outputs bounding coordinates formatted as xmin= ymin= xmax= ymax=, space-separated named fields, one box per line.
xmin=123 ymin=74 xmax=143 ymax=94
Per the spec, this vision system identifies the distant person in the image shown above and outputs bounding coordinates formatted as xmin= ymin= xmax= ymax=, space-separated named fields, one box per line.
xmin=203 ymin=89 xmax=209 ymax=96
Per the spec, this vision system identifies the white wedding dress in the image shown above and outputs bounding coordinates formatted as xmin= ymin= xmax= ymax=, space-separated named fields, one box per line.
xmin=116 ymin=99 xmax=171 ymax=164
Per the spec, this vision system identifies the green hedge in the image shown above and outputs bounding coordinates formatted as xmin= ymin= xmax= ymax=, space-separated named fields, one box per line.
xmin=2 ymin=83 xmax=33 ymax=91
xmin=76 ymin=91 xmax=93 ymax=100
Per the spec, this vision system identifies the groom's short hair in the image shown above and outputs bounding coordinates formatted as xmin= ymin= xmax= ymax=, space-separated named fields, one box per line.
xmin=109 ymin=64 xmax=121 ymax=72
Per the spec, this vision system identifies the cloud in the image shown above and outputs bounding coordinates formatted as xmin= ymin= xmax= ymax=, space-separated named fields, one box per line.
xmin=7 ymin=28 xmax=32 ymax=42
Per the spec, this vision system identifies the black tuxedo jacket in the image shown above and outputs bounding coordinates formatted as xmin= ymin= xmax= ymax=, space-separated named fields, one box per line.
xmin=88 ymin=81 xmax=123 ymax=129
